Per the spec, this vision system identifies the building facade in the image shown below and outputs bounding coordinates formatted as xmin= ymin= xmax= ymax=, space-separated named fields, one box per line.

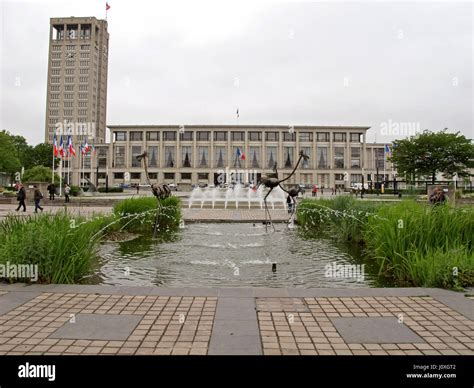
xmin=90 ymin=125 xmax=395 ymax=190
xmin=44 ymin=16 xmax=109 ymax=185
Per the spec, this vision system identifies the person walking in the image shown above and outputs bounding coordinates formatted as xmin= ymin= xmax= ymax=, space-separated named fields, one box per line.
xmin=33 ymin=185 xmax=44 ymax=213
xmin=64 ymin=184 xmax=71 ymax=203
xmin=15 ymin=184 xmax=27 ymax=212
xmin=47 ymin=182 xmax=56 ymax=200
xmin=312 ymin=185 xmax=317 ymax=197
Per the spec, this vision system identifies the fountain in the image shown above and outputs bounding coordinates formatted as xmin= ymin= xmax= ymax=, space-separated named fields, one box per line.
xmin=188 ymin=183 xmax=287 ymax=209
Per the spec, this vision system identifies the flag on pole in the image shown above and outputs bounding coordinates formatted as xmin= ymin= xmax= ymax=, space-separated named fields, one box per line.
xmin=83 ymin=138 xmax=90 ymax=154
xmin=67 ymin=135 xmax=76 ymax=157
xmin=236 ymin=108 xmax=239 ymax=118
xmin=59 ymin=135 xmax=65 ymax=158
xmin=53 ymin=133 xmax=58 ymax=157
xmin=236 ymin=148 xmax=245 ymax=161
xmin=384 ymin=144 xmax=391 ymax=159
xmin=106 ymin=2 xmax=111 ymax=11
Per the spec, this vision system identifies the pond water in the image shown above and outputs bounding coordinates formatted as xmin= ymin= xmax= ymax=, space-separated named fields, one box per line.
xmin=97 ymin=223 xmax=385 ymax=288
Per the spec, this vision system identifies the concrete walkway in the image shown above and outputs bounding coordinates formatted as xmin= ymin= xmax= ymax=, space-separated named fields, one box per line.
xmin=0 ymin=204 xmax=291 ymax=223
xmin=0 ymin=284 xmax=472 ymax=356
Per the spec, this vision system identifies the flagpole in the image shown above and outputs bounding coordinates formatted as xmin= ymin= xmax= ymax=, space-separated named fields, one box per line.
xmin=68 ymin=154 xmax=70 ymax=185
xmin=81 ymin=147 xmax=83 ymax=188
xmin=52 ymin=150 xmax=55 ymax=184
xmin=59 ymin=157 xmax=63 ymax=197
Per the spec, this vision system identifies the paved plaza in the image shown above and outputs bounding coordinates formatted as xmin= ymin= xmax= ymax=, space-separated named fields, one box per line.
xmin=0 ymin=284 xmax=472 ymax=356
xmin=0 ymin=204 xmax=290 ymax=223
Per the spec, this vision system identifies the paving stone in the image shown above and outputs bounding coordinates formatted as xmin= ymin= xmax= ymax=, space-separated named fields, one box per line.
xmin=331 ymin=317 xmax=424 ymax=344
xmin=50 ymin=314 xmax=143 ymax=341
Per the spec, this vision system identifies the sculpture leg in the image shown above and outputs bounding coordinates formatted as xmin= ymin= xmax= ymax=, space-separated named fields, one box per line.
xmin=263 ymin=188 xmax=275 ymax=232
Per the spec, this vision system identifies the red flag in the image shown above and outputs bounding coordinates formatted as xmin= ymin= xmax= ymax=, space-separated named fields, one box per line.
xmin=106 ymin=2 xmax=111 ymax=11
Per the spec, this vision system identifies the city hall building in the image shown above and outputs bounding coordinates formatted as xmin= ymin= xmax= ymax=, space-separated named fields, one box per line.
xmin=92 ymin=125 xmax=394 ymax=190
xmin=42 ymin=17 xmax=394 ymax=189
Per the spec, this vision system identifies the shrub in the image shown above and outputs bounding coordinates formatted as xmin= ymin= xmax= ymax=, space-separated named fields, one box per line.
xmin=70 ymin=185 xmax=81 ymax=196
xmin=364 ymin=202 xmax=474 ymax=288
xmin=0 ymin=213 xmax=101 ymax=283
xmin=297 ymin=197 xmax=474 ymax=289
xmin=113 ymin=196 xmax=181 ymax=233
xmin=23 ymin=166 xmax=59 ymax=183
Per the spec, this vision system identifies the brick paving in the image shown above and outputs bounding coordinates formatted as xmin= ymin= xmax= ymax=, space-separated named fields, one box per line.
xmin=0 ymin=293 xmax=217 ymax=355
xmin=0 ymin=286 xmax=472 ymax=356
xmin=257 ymin=297 xmax=474 ymax=355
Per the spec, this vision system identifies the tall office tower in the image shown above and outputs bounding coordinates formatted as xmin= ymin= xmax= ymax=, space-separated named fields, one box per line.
xmin=44 ymin=16 xmax=109 ymax=186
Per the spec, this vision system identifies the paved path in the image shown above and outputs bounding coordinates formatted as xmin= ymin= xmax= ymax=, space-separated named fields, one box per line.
xmin=0 ymin=284 xmax=472 ymax=356
xmin=0 ymin=204 xmax=291 ymax=223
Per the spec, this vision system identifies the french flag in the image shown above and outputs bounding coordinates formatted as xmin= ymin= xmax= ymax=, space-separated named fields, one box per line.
xmin=58 ymin=135 xmax=65 ymax=158
xmin=83 ymin=138 xmax=90 ymax=154
xmin=53 ymin=133 xmax=58 ymax=157
xmin=67 ymin=135 xmax=76 ymax=157
xmin=237 ymin=148 xmax=245 ymax=161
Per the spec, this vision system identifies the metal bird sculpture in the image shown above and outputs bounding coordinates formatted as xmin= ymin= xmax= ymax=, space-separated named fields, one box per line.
xmin=136 ymin=151 xmax=172 ymax=236
xmin=258 ymin=150 xmax=309 ymax=231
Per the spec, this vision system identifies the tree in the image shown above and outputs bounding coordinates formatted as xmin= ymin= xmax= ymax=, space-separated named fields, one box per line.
xmin=22 ymin=166 xmax=59 ymax=183
xmin=31 ymin=143 xmax=57 ymax=168
xmin=390 ymin=129 xmax=474 ymax=183
xmin=0 ymin=131 xmax=21 ymax=174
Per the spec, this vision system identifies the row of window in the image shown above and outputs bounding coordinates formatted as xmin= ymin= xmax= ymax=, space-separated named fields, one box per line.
xmin=108 ymin=145 xmax=383 ymax=170
xmin=114 ymin=131 xmax=363 ymax=142
xmin=105 ymin=172 xmax=387 ymax=183
xmin=49 ymin=101 xmax=90 ymax=108
xmin=51 ymin=60 xmax=91 ymax=67
xmin=52 ymin=45 xmax=91 ymax=51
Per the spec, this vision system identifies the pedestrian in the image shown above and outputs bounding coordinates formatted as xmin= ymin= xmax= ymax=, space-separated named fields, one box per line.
xmin=136 ymin=184 xmax=140 ymax=195
xmin=15 ymin=184 xmax=26 ymax=212
xmin=33 ymin=185 xmax=44 ymax=213
xmin=47 ymin=182 xmax=56 ymax=200
xmin=321 ymin=186 xmax=324 ymax=195
xmin=312 ymin=185 xmax=317 ymax=197
xmin=286 ymin=195 xmax=293 ymax=214
xmin=64 ymin=184 xmax=71 ymax=203
xmin=429 ymin=187 xmax=446 ymax=205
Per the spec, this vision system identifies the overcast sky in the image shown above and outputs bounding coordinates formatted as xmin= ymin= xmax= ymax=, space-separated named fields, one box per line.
xmin=1 ymin=0 xmax=472 ymax=145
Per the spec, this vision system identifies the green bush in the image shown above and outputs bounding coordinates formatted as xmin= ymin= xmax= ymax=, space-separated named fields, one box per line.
xmin=70 ymin=185 xmax=81 ymax=196
xmin=98 ymin=187 xmax=123 ymax=193
xmin=113 ymin=196 xmax=181 ymax=233
xmin=364 ymin=202 xmax=474 ymax=288
xmin=298 ymin=197 xmax=381 ymax=243
xmin=297 ymin=197 xmax=474 ymax=289
xmin=0 ymin=213 xmax=101 ymax=283
xmin=23 ymin=166 xmax=59 ymax=183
